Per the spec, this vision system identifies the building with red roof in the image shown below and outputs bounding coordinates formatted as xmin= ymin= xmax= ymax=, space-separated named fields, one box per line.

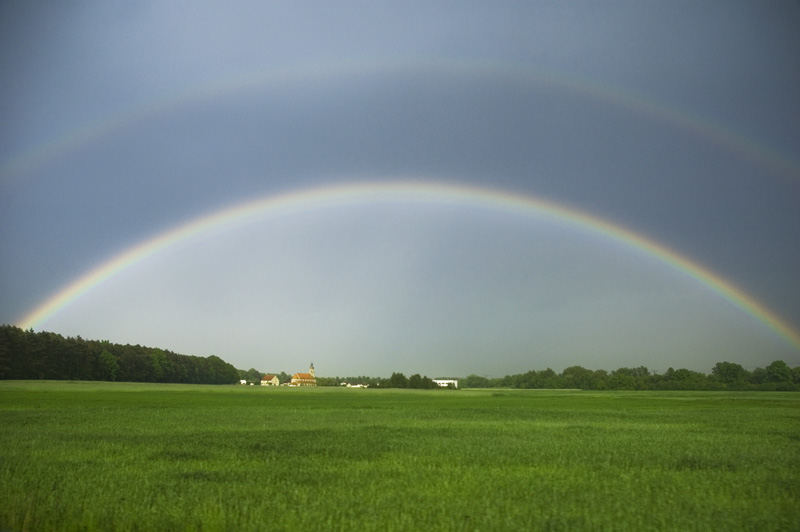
xmin=261 ymin=374 xmax=279 ymax=386
xmin=290 ymin=363 xmax=316 ymax=386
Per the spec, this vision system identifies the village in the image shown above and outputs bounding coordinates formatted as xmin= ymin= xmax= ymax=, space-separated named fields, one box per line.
xmin=239 ymin=363 xmax=458 ymax=389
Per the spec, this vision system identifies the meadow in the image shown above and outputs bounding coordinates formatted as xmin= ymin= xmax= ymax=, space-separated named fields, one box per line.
xmin=1 ymin=382 xmax=798 ymax=531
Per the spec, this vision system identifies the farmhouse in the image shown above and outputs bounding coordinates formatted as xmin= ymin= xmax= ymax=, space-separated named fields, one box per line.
xmin=290 ymin=363 xmax=316 ymax=387
xmin=261 ymin=374 xmax=279 ymax=386
xmin=433 ymin=379 xmax=458 ymax=389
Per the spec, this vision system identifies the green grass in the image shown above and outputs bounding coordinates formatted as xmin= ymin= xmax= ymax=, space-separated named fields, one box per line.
xmin=1 ymin=382 xmax=798 ymax=531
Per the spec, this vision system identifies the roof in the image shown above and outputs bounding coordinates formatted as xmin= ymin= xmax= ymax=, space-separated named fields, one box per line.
xmin=262 ymin=375 xmax=276 ymax=380
xmin=292 ymin=373 xmax=314 ymax=380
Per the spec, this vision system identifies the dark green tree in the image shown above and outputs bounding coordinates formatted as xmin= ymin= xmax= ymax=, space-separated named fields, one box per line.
xmin=765 ymin=360 xmax=792 ymax=383
xmin=660 ymin=367 xmax=711 ymax=390
xmin=561 ymin=366 xmax=597 ymax=390
xmin=750 ymin=366 xmax=767 ymax=385
xmin=99 ymin=350 xmax=119 ymax=381
xmin=150 ymin=349 xmax=170 ymax=382
xmin=711 ymin=361 xmax=749 ymax=388
xmin=389 ymin=372 xmax=409 ymax=388
xmin=764 ymin=360 xmax=793 ymax=390
xmin=461 ymin=374 xmax=490 ymax=388
xmin=608 ymin=370 xmax=638 ymax=390
xmin=244 ymin=368 xmax=262 ymax=383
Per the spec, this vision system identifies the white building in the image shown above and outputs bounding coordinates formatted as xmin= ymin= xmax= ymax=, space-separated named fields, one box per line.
xmin=261 ymin=374 xmax=279 ymax=386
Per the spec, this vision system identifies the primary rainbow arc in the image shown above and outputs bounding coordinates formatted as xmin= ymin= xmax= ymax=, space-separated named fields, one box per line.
xmin=17 ymin=180 xmax=800 ymax=352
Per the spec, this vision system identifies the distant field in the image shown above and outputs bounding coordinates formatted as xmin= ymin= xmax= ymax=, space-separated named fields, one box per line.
xmin=1 ymin=382 xmax=798 ymax=531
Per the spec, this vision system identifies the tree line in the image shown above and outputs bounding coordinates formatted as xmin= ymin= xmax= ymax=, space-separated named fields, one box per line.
xmin=313 ymin=372 xmax=443 ymax=389
xmin=0 ymin=325 xmax=240 ymax=384
xmin=314 ymin=363 xmax=798 ymax=391
xmin=460 ymin=361 xmax=800 ymax=391
xmin=3 ymin=325 xmax=798 ymax=390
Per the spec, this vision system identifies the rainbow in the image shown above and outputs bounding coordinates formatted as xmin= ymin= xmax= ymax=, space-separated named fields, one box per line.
xmin=17 ymin=180 xmax=800 ymax=352
xmin=2 ymin=58 xmax=798 ymax=185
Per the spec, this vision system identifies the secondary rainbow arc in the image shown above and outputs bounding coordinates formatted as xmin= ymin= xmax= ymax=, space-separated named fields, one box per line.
xmin=2 ymin=58 xmax=798 ymax=185
xmin=17 ymin=180 xmax=800 ymax=352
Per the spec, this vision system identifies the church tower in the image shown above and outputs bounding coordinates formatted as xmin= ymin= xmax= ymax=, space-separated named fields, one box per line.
xmin=309 ymin=362 xmax=315 ymax=378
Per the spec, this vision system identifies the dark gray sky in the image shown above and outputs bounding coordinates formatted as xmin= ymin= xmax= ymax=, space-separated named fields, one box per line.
xmin=2 ymin=1 xmax=799 ymax=377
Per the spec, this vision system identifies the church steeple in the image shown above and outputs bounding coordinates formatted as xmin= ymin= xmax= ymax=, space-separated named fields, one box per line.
xmin=309 ymin=362 xmax=315 ymax=378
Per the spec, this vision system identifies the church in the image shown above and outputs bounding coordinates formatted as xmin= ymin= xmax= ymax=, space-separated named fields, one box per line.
xmin=290 ymin=363 xmax=316 ymax=386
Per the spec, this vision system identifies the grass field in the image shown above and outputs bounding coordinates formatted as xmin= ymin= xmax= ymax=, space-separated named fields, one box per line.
xmin=1 ymin=382 xmax=798 ymax=531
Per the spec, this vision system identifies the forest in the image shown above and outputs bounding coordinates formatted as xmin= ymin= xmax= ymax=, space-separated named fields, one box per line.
xmin=1 ymin=325 xmax=797 ymax=390
xmin=0 ymin=325 xmax=239 ymax=384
